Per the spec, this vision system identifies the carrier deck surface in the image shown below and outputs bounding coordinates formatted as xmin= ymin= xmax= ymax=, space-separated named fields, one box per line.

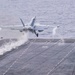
xmin=0 ymin=39 xmax=75 ymax=75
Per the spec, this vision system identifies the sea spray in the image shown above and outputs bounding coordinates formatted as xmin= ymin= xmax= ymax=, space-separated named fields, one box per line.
xmin=0 ymin=32 xmax=28 ymax=55
xmin=52 ymin=26 xmax=60 ymax=37
xmin=52 ymin=26 xmax=65 ymax=45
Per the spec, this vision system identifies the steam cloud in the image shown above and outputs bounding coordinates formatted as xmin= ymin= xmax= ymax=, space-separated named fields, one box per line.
xmin=0 ymin=32 xmax=28 ymax=55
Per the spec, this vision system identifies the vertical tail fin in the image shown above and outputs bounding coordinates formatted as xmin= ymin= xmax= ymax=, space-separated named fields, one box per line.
xmin=30 ymin=16 xmax=36 ymax=27
xmin=20 ymin=18 xmax=25 ymax=27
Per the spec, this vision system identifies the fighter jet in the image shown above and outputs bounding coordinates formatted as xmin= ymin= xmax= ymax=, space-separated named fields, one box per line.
xmin=19 ymin=17 xmax=39 ymax=37
xmin=0 ymin=17 xmax=49 ymax=37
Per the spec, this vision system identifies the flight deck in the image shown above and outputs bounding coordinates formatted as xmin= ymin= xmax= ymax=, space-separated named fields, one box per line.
xmin=0 ymin=39 xmax=75 ymax=75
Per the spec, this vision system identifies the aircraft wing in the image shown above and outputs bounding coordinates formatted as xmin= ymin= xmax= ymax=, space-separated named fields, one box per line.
xmin=34 ymin=24 xmax=50 ymax=31
xmin=0 ymin=25 xmax=24 ymax=30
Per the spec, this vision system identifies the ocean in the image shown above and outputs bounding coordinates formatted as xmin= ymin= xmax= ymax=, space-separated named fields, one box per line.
xmin=0 ymin=0 xmax=75 ymax=38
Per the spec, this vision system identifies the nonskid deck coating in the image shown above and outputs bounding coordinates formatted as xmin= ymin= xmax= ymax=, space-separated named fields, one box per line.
xmin=0 ymin=39 xmax=75 ymax=75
